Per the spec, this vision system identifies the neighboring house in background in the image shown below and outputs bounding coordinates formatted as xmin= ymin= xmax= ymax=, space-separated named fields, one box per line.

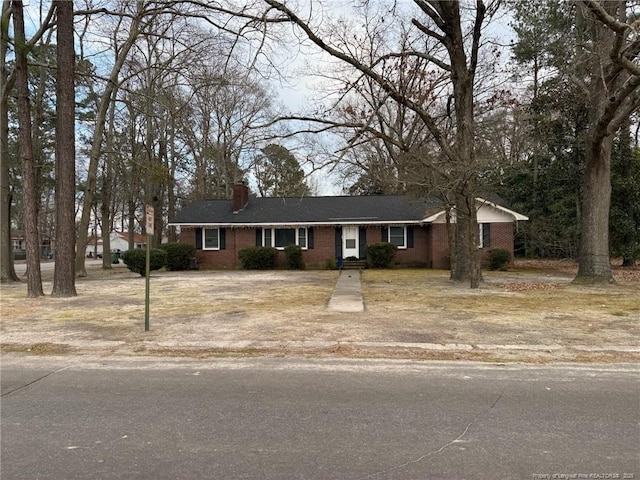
xmin=169 ymin=183 xmax=528 ymax=270
xmin=85 ymin=231 xmax=146 ymax=258
xmin=12 ymin=230 xmax=53 ymax=260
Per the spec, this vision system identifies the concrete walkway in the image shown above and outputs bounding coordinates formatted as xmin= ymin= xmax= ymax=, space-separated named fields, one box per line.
xmin=328 ymin=270 xmax=364 ymax=312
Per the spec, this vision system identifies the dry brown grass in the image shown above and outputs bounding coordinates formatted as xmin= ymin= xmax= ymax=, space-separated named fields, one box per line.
xmin=1 ymin=260 xmax=638 ymax=362
xmin=359 ymin=268 xmax=639 ymax=347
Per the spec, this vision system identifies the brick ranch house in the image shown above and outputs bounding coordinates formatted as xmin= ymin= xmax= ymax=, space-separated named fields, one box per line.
xmin=169 ymin=183 xmax=528 ymax=270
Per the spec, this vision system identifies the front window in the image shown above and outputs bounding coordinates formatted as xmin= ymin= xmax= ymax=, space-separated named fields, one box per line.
xmin=263 ymin=227 xmax=308 ymax=249
xmin=479 ymin=223 xmax=491 ymax=248
xmin=387 ymin=226 xmax=406 ymax=248
xmin=275 ymin=228 xmax=296 ymax=247
xmin=204 ymin=228 xmax=220 ymax=249
xmin=298 ymin=228 xmax=307 ymax=248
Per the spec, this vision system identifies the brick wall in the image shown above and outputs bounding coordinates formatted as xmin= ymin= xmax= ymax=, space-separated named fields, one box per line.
xmin=302 ymin=227 xmax=337 ymax=268
xmin=430 ymin=222 xmax=515 ymax=269
xmin=182 ymin=227 xmax=251 ymax=269
xmin=479 ymin=222 xmax=515 ymax=265
xmin=182 ymin=226 xmax=338 ymax=269
xmin=431 ymin=223 xmax=450 ymax=269
xmin=388 ymin=226 xmax=430 ymax=267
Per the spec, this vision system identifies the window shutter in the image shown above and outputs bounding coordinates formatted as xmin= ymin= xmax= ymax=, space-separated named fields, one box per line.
xmin=308 ymin=227 xmax=314 ymax=249
xmin=195 ymin=228 xmax=202 ymax=250
xmin=220 ymin=228 xmax=226 ymax=250
xmin=407 ymin=226 xmax=414 ymax=248
xmin=381 ymin=226 xmax=388 ymax=242
xmin=255 ymin=228 xmax=262 ymax=246
xmin=335 ymin=228 xmax=342 ymax=258
xmin=358 ymin=227 xmax=366 ymax=259
xmin=482 ymin=223 xmax=491 ymax=248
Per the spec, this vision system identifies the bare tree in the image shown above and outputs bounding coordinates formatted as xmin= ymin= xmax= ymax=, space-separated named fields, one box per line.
xmin=73 ymin=0 xmax=277 ymax=272
xmin=261 ymin=0 xmax=498 ymax=287
xmin=74 ymin=1 xmax=148 ymax=277
xmin=181 ymin=63 xmax=274 ymax=200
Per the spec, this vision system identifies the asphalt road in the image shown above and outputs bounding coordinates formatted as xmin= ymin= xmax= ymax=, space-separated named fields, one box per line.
xmin=1 ymin=357 xmax=638 ymax=480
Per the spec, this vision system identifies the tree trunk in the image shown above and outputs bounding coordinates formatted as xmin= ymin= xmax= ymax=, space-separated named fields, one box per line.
xmin=102 ymin=225 xmax=111 ymax=267
xmin=467 ymin=203 xmax=483 ymax=289
xmin=449 ymin=194 xmax=469 ymax=282
xmin=448 ymin=67 xmax=482 ymax=286
xmin=101 ymin=97 xmax=117 ymax=270
xmin=575 ymin=134 xmax=614 ymax=283
xmin=0 ymin=175 xmax=19 ymax=282
xmin=51 ymin=0 xmax=77 ymax=297
xmin=1 ymin=1 xmax=19 ymax=283
xmin=167 ymin=111 xmax=177 ymax=243
xmin=572 ymin=0 xmax=636 ymax=284
xmin=450 ymin=189 xmax=483 ymax=288
xmin=13 ymin=0 xmax=44 ymax=297
xmin=127 ymin=200 xmax=136 ymax=250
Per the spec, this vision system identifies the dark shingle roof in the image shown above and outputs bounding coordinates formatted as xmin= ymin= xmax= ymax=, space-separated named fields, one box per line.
xmin=170 ymin=195 xmax=444 ymax=226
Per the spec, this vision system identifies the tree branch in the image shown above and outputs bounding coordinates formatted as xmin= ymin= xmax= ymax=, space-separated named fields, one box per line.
xmin=261 ymin=0 xmax=456 ymax=163
xmin=411 ymin=18 xmax=445 ymax=44
xmin=470 ymin=0 xmax=487 ymax=75
xmin=377 ymin=49 xmax=451 ymax=72
xmin=582 ymin=0 xmax=628 ymax=33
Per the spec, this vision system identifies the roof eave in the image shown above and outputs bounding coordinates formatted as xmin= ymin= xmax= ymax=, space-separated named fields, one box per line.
xmin=168 ymin=220 xmax=426 ymax=228
xmin=420 ymin=199 xmax=529 ymax=223
xmin=476 ymin=197 xmax=529 ymax=221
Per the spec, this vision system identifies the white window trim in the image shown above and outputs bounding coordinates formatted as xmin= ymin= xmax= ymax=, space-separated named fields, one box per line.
xmin=387 ymin=226 xmax=407 ymax=249
xmin=203 ymin=228 xmax=221 ymax=250
xmin=263 ymin=227 xmax=308 ymax=250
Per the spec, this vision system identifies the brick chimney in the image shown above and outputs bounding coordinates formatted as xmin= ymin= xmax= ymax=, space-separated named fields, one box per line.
xmin=233 ymin=181 xmax=249 ymax=213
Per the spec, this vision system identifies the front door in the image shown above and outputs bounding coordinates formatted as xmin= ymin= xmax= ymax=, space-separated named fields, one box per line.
xmin=342 ymin=226 xmax=359 ymax=259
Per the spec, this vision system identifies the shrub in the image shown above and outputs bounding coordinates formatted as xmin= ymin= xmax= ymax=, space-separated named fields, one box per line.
xmin=238 ymin=246 xmax=278 ymax=270
xmin=488 ymin=248 xmax=511 ymax=271
xmin=366 ymin=242 xmax=397 ymax=268
xmin=284 ymin=245 xmax=305 ymax=270
xmin=122 ymin=248 xmax=167 ymax=276
xmin=323 ymin=258 xmax=338 ymax=270
xmin=158 ymin=242 xmax=196 ymax=271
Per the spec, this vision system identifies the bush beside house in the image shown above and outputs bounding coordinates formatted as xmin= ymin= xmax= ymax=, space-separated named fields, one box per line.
xmin=158 ymin=242 xmax=196 ymax=271
xmin=366 ymin=242 xmax=398 ymax=268
xmin=238 ymin=247 xmax=278 ymax=270
xmin=487 ymin=248 xmax=511 ymax=271
xmin=122 ymin=249 xmax=167 ymax=276
xmin=284 ymin=245 xmax=305 ymax=270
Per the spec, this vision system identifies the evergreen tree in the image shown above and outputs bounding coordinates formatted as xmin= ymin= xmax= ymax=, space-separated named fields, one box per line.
xmin=254 ymin=144 xmax=310 ymax=197
xmin=610 ymin=123 xmax=640 ymax=266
